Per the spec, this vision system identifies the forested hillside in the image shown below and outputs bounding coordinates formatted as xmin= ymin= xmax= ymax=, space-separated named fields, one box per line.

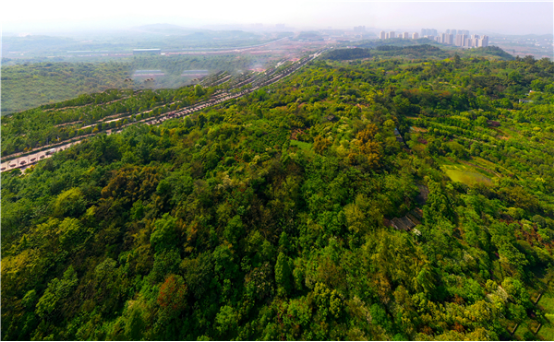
xmin=2 ymin=54 xmax=554 ymax=340
xmin=324 ymin=48 xmax=372 ymax=61
xmin=351 ymin=40 xmax=516 ymax=61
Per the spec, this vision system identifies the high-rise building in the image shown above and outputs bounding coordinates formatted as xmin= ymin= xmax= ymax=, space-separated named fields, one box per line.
xmin=463 ymin=36 xmax=472 ymax=48
xmin=385 ymin=32 xmax=390 ymax=39
xmin=402 ymin=32 xmax=410 ymax=39
xmin=470 ymin=35 xmax=480 ymax=48
xmin=389 ymin=31 xmax=396 ymax=38
xmin=435 ymin=36 xmax=442 ymax=43
xmin=425 ymin=35 xmax=435 ymax=41
xmin=450 ymin=32 xmax=487 ymax=48
xmin=421 ymin=28 xmax=438 ymax=37
xmin=412 ymin=32 xmax=419 ymax=39
xmin=379 ymin=31 xmax=386 ymax=39
xmin=480 ymin=35 xmax=489 ymax=47
xmin=455 ymin=34 xmax=468 ymax=47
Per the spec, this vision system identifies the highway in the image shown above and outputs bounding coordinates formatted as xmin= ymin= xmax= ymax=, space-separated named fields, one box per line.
xmin=1 ymin=48 xmax=328 ymax=173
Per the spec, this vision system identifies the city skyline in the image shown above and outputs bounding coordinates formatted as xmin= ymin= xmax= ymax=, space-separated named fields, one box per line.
xmin=3 ymin=1 xmax=553 ymax=36
xmin=379 ymin=29 xmax=490 ymax=48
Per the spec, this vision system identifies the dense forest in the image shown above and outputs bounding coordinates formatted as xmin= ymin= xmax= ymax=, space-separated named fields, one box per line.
xmin=324 ymin=48 xmax=372 ymax=61
xmin=350 ymin=41 xmax=515 ymax=61
xmin=2 ymin=52 xmax=554 ymax=340
xmin=1 ymin=54 xmax=261 ymax=115
xmin=354 ymin=38 xmax=440 ymax=49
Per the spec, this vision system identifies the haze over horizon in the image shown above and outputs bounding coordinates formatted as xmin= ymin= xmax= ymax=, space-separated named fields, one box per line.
xmin=3 ymin=1 xmax=553 ymax=36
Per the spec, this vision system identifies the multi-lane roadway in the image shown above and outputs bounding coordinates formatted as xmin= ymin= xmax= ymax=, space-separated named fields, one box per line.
xmin=1 ymin=49 xmax=327 ymax=173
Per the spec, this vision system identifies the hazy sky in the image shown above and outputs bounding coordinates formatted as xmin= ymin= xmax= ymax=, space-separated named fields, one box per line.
xmin=3 ymin=1 xmax=553 ymax=35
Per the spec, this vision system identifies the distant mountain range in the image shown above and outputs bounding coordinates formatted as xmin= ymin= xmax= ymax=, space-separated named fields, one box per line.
xmin=131 ymin=23 xmax=195 ymax=35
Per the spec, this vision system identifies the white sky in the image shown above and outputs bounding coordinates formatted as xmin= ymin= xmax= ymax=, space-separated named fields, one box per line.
xmin=2 ymin=1 xmax=553 ymax=35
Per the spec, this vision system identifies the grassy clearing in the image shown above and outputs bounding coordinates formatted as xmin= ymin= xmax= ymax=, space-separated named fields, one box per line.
xmin=514 ymin=320 xmax=532 ymax=340
xmin=537 ymin=293 xmax=554 ymax=341
xmin=540 ymin=292 xmax=554 ymax=313
xmin=539 ymin=323 xmax=554 ymax=341
xmin=290 ymin=140 xmax=312 ymax=151
xmin=441 ymin=164 xmax=492 ymax=186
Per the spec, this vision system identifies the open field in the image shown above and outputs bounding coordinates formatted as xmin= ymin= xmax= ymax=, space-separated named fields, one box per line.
xmin=537 ymin=293 xmax=554 ymax=340
xmin=538 ymin=322 xmax=554 ymax=341
xmin=441 ymin=163 xmax=493 ymax=186
xmin=290 ymin=140 xmax=313 ymax=151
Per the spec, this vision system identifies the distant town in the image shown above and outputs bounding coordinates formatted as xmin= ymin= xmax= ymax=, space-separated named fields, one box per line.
xmin=351 ymin=26 xmax=552 ymax=59
xmin=378 ymin=28 xmax=489 ymax=48
xmin=3 ymin=24 xmax=552 ymax=67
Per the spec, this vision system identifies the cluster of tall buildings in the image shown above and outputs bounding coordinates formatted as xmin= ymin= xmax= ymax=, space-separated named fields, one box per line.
xmin=446 ymin=29 xmax=469 ymax=36
xmin=432 ymin=32 xmax=488 ymax=48
xmin=454 ymin=34 xmax=489 ymax=48
xmin=421 ymin=28 xmax=438 ymax=37
xmin=421 ymin=29 xmax=488 ymax=48
xmin=379 ymin=31 xmax=419 ymax=40
xmin=378 ymin=28 xmax=489 ymax=48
